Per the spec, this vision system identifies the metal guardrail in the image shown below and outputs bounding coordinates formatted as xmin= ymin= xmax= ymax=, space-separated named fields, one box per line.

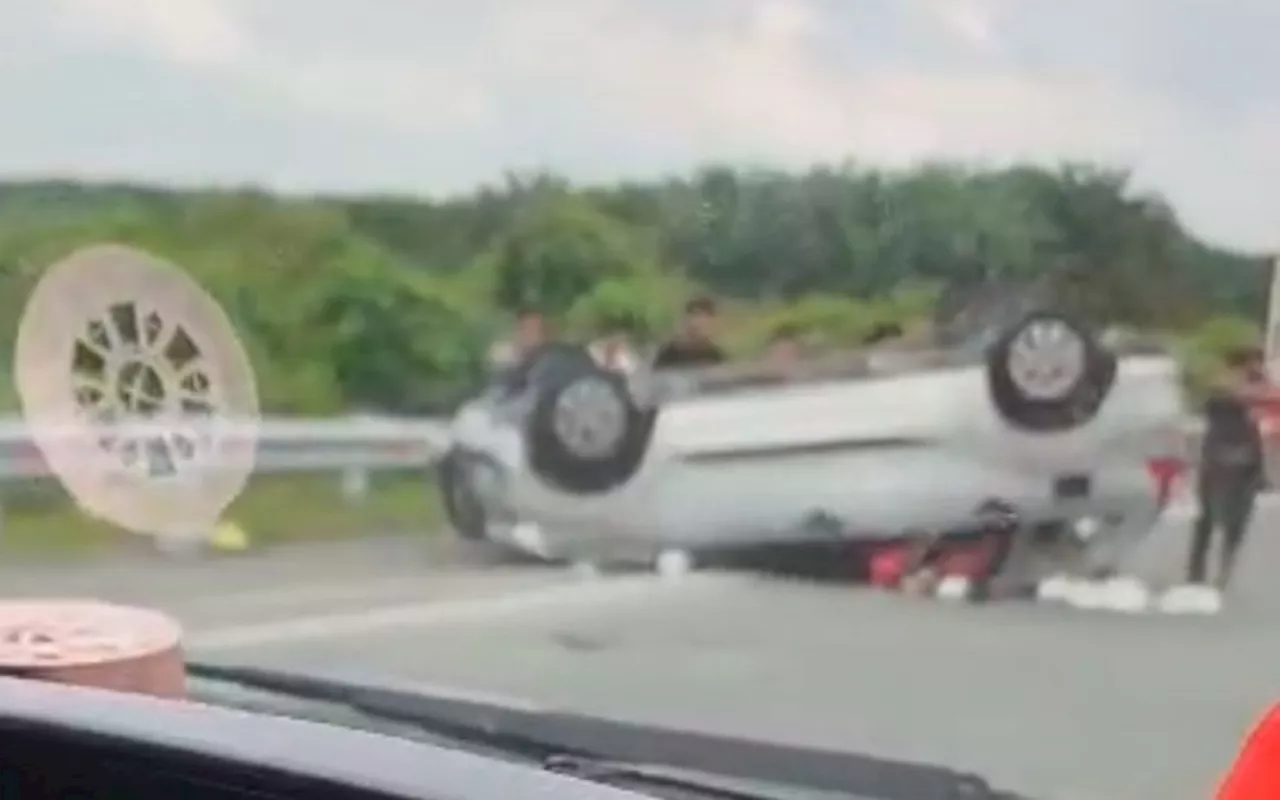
xmin=0 ymin=410 xmax=1265 ymax=535
xmin=0 ymin=415 xmax=454 ymax=481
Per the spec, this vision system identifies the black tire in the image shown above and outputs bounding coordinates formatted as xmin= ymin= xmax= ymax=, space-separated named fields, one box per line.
xmin=525 ymin=352 xmax=656 ymax=494
xmin=438 ymin=451 xmax=487 ymax=541
xmin=986 ymin=311 xmax=1116 ymax=432
xmin=494 ymin=342 xmax=598 ymax=396
xmin=525 ymin=342 xmax=600 ymax=386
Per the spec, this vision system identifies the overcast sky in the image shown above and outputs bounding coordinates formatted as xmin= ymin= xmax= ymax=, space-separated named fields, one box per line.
xmin=1 ymin=0 xmax=1275 ymax=252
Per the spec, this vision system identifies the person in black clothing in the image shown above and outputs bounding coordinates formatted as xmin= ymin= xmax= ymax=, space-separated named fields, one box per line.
xmin=487 ymin=307 xmax=551 ymax=393
xmin=1188 ymin=345 xmax=1276 ymax=590
xmin=652 ymin=296 xmax=727 ymax=369
xmin=488 ymin=308 xmax=548 ymax=369
xmin=764 ymin=324 xmax=803 ymax=370
xmin=864 ymin=321 xmax=904 ymax=346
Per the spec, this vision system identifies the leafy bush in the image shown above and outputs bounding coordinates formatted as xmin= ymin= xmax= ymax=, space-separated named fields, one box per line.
xmin=564 ymin=274 xmax=686 ymax=342
xmin=1177 ymin=315 xmax=1262 ymax=401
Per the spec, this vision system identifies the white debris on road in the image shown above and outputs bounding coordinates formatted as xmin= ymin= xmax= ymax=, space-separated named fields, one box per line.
xmin=1035 ymin=574 xmax=1222 ymax=615
xmin=1156 ymin=584 xmax=1224 ymax=615
xmin=655 ymin=549 xmax=695 ymax=579
xmin=933 ymin=575 xmax=972 ymax=601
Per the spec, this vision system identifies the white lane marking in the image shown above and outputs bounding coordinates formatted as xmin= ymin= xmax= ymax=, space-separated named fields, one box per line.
xmin=187 ymin=574 xmax=701 ymax=652
xmin=189 ymin=572 xmax=530 ymax=612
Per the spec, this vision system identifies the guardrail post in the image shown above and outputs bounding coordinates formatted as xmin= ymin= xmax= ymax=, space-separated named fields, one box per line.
xmin=340 ymin=466 xmax=369 ymax=505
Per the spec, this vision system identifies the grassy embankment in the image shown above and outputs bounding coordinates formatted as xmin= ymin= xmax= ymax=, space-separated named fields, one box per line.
xmin=0 ymin=471 xmax=442 ymax=561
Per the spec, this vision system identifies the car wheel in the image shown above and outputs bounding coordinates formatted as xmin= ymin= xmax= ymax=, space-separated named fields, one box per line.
xmin=527 ymin=355 xmax=656 ymax=494
xmin=986 ymin=311 xmax=1116 ymax=432
xmin=438 ymin=451 xmax=487 ymax=541
xmin=526 ymin=342 xmax=600 ymax=383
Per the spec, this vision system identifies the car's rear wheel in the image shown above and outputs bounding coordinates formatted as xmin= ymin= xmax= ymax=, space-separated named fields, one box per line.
xmin=438 ymin=451 xmax=487 ymax=541
xmin=520 ymin=342 xmax=601 ymax=391
xmin=526 ymin=352 xmax=656 ymax=494
xmin=986 ymin=311 xmax=1116 ymax=432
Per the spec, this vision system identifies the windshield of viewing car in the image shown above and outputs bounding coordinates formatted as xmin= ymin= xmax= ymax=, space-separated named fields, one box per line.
xmin=0 ymin=4 xmax=1276 ymax=800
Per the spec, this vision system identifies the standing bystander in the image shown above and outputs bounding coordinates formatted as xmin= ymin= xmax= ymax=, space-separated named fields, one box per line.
xmin=652 ymin=297 xmax=726 ymax=369
xmin=1187 ymin=345 xmax=1279 ymax=595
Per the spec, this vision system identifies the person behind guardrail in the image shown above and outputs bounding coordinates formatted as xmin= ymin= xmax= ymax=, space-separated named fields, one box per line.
xmin=864 ymin=321 xmax=904 ymax=347
xmin=1188 ymin=345 xmax=1278 ymax=593
xmin=488 ymin=307 xmax=549 ymax=371
xmin=588 ymin=319 xmax=642 ymax=375
xmin=652 ymin=296 xmax=726 ymax=370
xmin=863 ymin=321 xmax=914 ymax=372
xmin=765 ymin=325 xmax=802 ymax=364
xmin=761 ymin=325 xmax=803 ymax=381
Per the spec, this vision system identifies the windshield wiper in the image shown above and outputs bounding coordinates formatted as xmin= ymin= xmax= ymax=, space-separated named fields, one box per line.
xmin=186 ymin=661 xmax=1034 ymax=800
xmin=544 ymin=753 xmax=869 ymax=800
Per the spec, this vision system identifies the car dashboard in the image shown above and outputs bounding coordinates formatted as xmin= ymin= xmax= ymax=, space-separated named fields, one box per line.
xmin=0 ymin=676 xmax=649 ymax=800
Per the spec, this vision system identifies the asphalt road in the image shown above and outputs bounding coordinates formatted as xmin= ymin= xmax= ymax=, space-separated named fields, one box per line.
xmin=4 ymin=498 xmax=1279 ymax=800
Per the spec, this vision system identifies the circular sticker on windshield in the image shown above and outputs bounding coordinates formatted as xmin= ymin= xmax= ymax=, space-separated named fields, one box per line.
xmin=14 ymin=244 xmax=260 ymax=541
xmin=0 ymin=599 xmax=187 ymax=698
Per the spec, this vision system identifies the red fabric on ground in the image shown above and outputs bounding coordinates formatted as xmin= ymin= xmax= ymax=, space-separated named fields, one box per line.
xmin=868 ymin=546 xmax=910 ymax=587
xmin=867 ymin=540 xmax=995 ymax=588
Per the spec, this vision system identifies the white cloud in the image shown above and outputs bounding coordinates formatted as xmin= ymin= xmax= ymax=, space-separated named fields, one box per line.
xmin=50 ymin=0 xmax=249 ymax=67
xmin=750 ymin=0 xmax=822 ymax=43
xmin=48 ymin=0 xmax=494 ymax=133
xmin=917 ymin=0 xmax=1005 ymax=53
xmin=461 ymin=0 xmax=1154 ymax=169
xmin=487 ymin=0 xmax=853 ymax=155
xmin=249 ymin=54 xmax=497 ymax=134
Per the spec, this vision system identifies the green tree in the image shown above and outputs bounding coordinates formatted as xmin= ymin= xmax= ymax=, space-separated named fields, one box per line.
xmin=0 ymin=158 xmax=1269 ymax=414
xmin=1179 ymin=315 xmax=1263 ymax=401
xmin=484 ymin=194 xmax=652 ymax=316
xmin=564 ymin=273 xmax=689 ymax=342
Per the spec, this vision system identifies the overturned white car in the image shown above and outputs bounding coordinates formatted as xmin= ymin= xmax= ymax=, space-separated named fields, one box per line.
xmin=439 ymin=308 xmax=1188 ymax=589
